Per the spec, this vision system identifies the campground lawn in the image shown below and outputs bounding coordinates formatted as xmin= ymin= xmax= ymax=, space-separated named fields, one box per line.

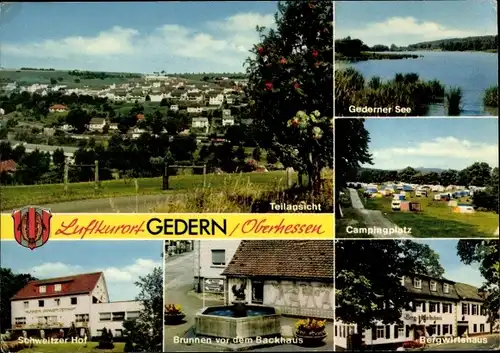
xmin=364 ymin=190 xmax=498 ymax=237
xmin=16 ymin=342 xmax=125 ymax=352
xmin=335 ymin=207 xmax=371 ymax=238
xmin=0 ymin=171 xmax=297 ymax=210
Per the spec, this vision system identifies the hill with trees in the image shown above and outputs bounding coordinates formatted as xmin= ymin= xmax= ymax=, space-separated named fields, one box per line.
xmin=407 ymin=35 xmax=498 ymax=52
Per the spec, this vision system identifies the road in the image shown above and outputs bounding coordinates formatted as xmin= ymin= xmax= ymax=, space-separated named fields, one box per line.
xmin=348 ymin=188 xmax=412 ymax=238
xmin=4 ymin=194 xmax=176 ymax=213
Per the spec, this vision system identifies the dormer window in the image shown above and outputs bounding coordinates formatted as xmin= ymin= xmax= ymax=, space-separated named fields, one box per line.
xmin=39 ymin=286 xmax=46 ymax=293
xmin=430 ymin=281 xmax=437 ymax=291
xmin=414 ymin=278 xmax=422 ymax=289
xmin=54 ymin=284 xmax=62 ymax=292
xmin=443 ymin=283 xmax=449 ymax=293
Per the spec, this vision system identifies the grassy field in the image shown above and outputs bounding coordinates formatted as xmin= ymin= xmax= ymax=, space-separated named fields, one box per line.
xmin=0 ymin=69 xmax=141 ymax=89
xmin=16 ymin=342 xmax=125 ymax=352
xmin=363 ymin=190 xmax=498 ymax=237
xmin=0 ymin=171 xmax=298 ymax=210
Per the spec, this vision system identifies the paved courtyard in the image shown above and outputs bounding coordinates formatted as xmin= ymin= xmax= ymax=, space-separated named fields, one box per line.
xmin=163 ymin=252 xmax=334 ymax=351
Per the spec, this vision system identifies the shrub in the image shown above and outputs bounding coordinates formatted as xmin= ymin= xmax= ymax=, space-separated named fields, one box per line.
xmin=96 ymin=327 xmax=114 ymax=350
xmin=483 ymin=86 xmax=498 ymax=107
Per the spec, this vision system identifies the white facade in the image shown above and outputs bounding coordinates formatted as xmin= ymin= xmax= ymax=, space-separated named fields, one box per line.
xmin=227 ymin=278 xmax=334 ymax=319
xmin=88 ymin=120 xmax=106 ymax=132
xmin=187 ymin=107 xmax=203 ymax=114
xmin=334 ymin=277 xmax=491 ymax=349
xmin=194 ymin=240 xmax=241 ymax=293
xmin=11 ymin=273 xmax=143 ymax=338
xmin=209 ymin=94 xmax=224 ymax=106
xmin=222 ymin=117 xmax=235 ymax=126
xmin=191 ymin=117 xmax=209 ymax=128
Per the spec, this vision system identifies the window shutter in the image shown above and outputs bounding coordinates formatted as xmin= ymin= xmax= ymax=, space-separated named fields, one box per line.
xmin=437 ymin=303 xmax=440 ymax=313
xmin=385 ymin=325 xmax=390 ymax=339
xmin=437 ymin=325 xmax=441 ymax=335
xmin=468 ymin=304 xmax=471 ymax=315
xmin=394 ymin=325 xmax=398 ymax=339
xmin=422 ymin=302 xmax=426 ymax=312
xmin=372 ymin=326 xmax=376 ymax=341
xmin=411 ymin=301 xmax=416 ymax=312
xmin=406 ymin=325 xmax=410 ymax=338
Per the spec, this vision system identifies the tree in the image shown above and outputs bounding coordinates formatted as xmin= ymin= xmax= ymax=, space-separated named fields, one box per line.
xmin=461 ymin=162 xmax=492 ymax=187
xmin=235 ymin=145 xmax=246 ymax=161
xmin=50 ymin=78 xmax=57 ymax=85
xmin=440 ymin=169 xmax=459 ymax=186
xmin=457 ymin=240 xmax=499 ymax=326
xmin=160 ymin=98 xmax=168 ymax=107
xmin=398 ymin=166 xmax=418 ymax=183
xmin=65 ymin=108 xmax=91 ymax=133
xmin=336 ymin=240 xmax=445 ymax=334
xmin=252 ymin=146 xmax=261 ymax=161
xmin=335 ymin=118 xmax=372 ymax=218
xmin=0 ymin=268 xmax=37 ymax=332
xmin=145 ymin=95 xmax=151 ymax=102
xmin=245 ymin=1 xmax=333 ymax=192
xmin=122 ymin=267 xmax=163 ymax=352
xmin=266 ymin=150 xmax=278 ymax=164
xmin=97 ymin=326 xmax=114 ymax=349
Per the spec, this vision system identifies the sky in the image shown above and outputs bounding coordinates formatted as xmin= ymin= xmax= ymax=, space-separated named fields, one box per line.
xmin=361 ymin=118 xmax=499 ymax=170
xmin=335 ymin=0 xmax=498 ymax=46
xmin=0 ymin=2 xmax=278 ymax=73
xmin=418 ymin=239 xmax=484 ymax=287
xmin=0 ymin=241 xmax=163 ymax=301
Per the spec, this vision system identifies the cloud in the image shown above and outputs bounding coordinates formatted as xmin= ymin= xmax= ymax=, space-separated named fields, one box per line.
xmin=369 ymin=136 xmax=498 ymax=170
xmin=336 ymin=17 xmax=496 ymax=46
xmin=2 ymin=12 xmax=274 ymax=72
xmin=20 ymin=258 xmax=162 ymax=301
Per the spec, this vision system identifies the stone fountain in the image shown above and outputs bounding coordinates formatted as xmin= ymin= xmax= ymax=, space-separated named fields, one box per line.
xmin=194 ymin=281 xmax=281 ymax=339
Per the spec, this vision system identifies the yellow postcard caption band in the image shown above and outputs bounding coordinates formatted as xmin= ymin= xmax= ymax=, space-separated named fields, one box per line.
xmin=1 ymin=213 xmax=334 ymax=240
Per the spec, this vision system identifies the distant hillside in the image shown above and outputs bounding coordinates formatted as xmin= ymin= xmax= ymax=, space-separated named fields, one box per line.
xmin=407 ymin=35 xmax=498 ymax=52
xmin=414 ymin=167 xmax=445 ymax=173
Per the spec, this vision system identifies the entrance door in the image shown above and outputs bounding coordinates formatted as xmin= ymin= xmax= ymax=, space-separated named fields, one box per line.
xmin=252 ymin=280 xmax=264 ymax=304
xmin=457 ymin=325 xmax=468 ymax=337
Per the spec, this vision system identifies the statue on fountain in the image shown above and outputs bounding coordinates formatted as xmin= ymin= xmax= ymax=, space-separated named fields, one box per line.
xmin=231 ymin=281 xmax=246 ymax=301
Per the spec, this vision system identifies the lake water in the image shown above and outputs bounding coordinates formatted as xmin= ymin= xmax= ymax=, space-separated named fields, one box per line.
xmin=338 ymin=51 xmax=498 ymax=116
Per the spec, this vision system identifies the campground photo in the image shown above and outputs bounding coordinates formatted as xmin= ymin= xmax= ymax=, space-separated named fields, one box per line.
xmin=335 ymin=118 xmax=499 ymax=238
xmin=335 ymin=0 xmax=498 ymax=116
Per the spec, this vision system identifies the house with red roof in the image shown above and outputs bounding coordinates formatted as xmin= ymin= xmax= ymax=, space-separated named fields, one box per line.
xmin=11 ymin=272 xmax=142 ymax=339
xmin=48 ymin=104 xmax=67 ymax=113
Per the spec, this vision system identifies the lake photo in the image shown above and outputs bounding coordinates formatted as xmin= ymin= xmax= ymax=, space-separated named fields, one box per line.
xmin=334 ymin=0 xmax=498 ymax=117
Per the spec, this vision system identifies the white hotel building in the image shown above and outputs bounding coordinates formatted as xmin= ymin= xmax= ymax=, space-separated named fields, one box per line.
xmin=335 ymin=274 xmax=491 ymax=349
xmin=10 ymin=272 xmax=142 ymax=339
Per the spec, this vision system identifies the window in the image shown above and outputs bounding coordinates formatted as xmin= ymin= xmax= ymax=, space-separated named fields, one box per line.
xmin=376 ymin=326 xmax=385 ymax=339
xmin=126 ymin=311 xmax=140 ymax=320
xmin=398 ymin=326 xmax=404 ymax=337
xmin=211 ymin=249 xmax=225 ymax=265
xmin=472 ymin=304 xmax=478 ymax=315
xmin=430 ymin=281 xmax=437 ymax=291
xmin=462 ymin=303 xmax=469 ymax=315
xmin=14 ymin=317 xmax=26 ymax=325
xmin=75 ymin=314 xmax=89 ymax=322
xmin=443 ymin=303 xmax=452 ymax=313
xmin=23 ymin=301 xmax=29 ymax=309
xmin=414 ymin=278 xmax=422 ymax=289
xmin=54 ymin=284 xmax=62 ymax=292
xmin=443 ymin=324 xmax=449 ymax=335
xmin=99 ymin=313 xmax=111 ymax=321
xmin=473 ymin=324 xmax=477 ymax=333
xmin=71 ymin=297 xmax=77 ymax=305
xmin=480 ymin=324 xmax=485 ymax=332
xmin=252 ymin=280 xmax=264 ymax=304
xmin=54 ymin=298 xmax=60 ymax=306
xmin=443 ymin=283 xmax=449 ymax=293
xmin=38 ymin=300 xmax=44 ymax=307
xmin=112 ymin=312 xmax=125 ymax=321
xmin=416 ymin=302 xmax=423 ymax=313
xmin=39 ymin=286 xmax=46 ymax=293
xmin=429 ymin=302 xmax=436 ymax=313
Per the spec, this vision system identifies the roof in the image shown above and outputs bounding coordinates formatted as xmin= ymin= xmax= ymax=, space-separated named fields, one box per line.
xmin=49 ymin=104 xmax=67 ymax=110
xmin=0 ymin=159 xmax=16 ymax=172
xmin=455 ymin=282 xmax=485 ymax=301
xmin=11 ymin=272 xmax=102 ymax=300
xmin=222 ymin=240 xmax=333 ymax=280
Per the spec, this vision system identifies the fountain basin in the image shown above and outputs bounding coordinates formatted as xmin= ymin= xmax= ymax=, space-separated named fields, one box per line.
xmin=195 ymin=305 xmax=281 ymax=339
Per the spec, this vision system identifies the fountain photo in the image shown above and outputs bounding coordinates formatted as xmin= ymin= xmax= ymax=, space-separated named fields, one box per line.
xmin=163 ymin=240 xmax=334 ymax=351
